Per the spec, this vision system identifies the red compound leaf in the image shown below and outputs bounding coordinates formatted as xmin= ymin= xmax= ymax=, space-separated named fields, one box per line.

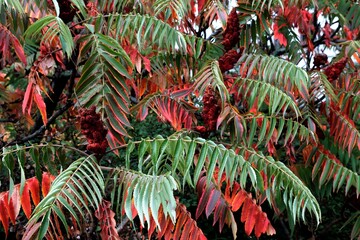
xmin=0 ymin=174 xmax=55 ymax=235
xmin=95 ymin=200 xmax=120 ymax=240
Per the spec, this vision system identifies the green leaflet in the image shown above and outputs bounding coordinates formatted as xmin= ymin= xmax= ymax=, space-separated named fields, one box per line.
xmin=193 ymin=60 xmax=229 ymax=109
xmin=235 ymin=78 xmax=301 ymax=117
xmin=112 ymin=169 xmax=178 ymax=230
xmin=238 ymin=54 xmax=310 ymax=101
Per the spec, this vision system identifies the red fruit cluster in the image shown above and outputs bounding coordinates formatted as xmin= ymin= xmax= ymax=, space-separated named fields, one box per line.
xmin=324 ymin=57 xmax=347 ymax=82
xmin=47 ymin=0 xmax=76 ymax=23
xmin=222 ymin=9 xmax=240 ymax=51
xmin=79 ymin=106 xmax=108 ymax=156
xmin=218 ymin=49 xmax=243 ymax=72
xmin=313 ymin=53 xmax=328 ymax=68
xmin=202 ymin=88 xmax=221 ymax=131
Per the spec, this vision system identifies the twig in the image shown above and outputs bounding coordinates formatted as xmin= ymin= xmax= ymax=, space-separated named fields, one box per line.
xmin=117 ymin=216 xmax=130 ymax=233
xmin=311 ymin=7 xmax=319 ymax=42
xmin=0 ymin=118 xmax=16 ymax=123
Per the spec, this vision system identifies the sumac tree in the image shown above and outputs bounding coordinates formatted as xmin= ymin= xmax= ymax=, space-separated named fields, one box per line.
xmin=0 ymin=0 xmax=359 ymax=239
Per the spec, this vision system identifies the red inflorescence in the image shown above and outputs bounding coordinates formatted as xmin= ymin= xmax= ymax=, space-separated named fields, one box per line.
xmin=324 ymin=57 xmax=348 ymax=82
xmin=202 ymin=88 xmax=221 ymax=131
xmin=79 ymin=106 xmax=108 ymax=157
xmin=313 ymin=53 xmax=328 ymax=68
xmin=222 ymin=9 xmax=240 ymax=51
xmin=218 ymin=49 xmax=243 ymax=72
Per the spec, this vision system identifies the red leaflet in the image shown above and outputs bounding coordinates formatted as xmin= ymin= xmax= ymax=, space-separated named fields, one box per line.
xmin=343 ymin=26 xmax=353 ymax=40
xmin=205 ymin=189 xmax=221 ymax=217
xmin=244 ymin=204 xmax=258 ymax=236
xmin=154 ymin=201 xmax=206 ymax=239
xmin=217 ymin=204 xmax=227 ymax=232
xmin=153 ymin=96 xmax=195 ymax=131
xmin=254 ymin=212 xmax=270 ymax=237
xmin=198 ymin=0 xmax=205 ymax=12
xmin=323 ymin=23 xmax=332 ymax=46
xmin=196 ymin=172 xmax=275 ymax=237
xmin=273 ymin=23 xmax=287 ymax=47
xmin=241 ymin=197 xmax=252 ymax=223
xmin=172 ymin=210 xmax=187 ymax=239
xmin=180 ymin=219 xmax=193 ymax=240
xmin=23 ymin=82 xmax=34 ymax=115
xmin=11 ymin=36 xmax=27 ymax=65
xmin=195 ymin=181 xmax=211 ymax=219
xmin=142 ymin=56 xmax=151 ymax=73
xmin=0 ymin=174 xmax=53 ymax=234
xmin=20 ymin=183 xmax=32 ymax=219
xmin=22 ymin=222 xmax=42 ymax=240
xmin=0 ymin=194 xmax=10 ymax=237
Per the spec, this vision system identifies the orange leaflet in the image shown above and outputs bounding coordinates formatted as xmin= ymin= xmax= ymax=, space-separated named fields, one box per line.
xmin=231 ymin=190 xmax=247 ymax=212
xmin=28 ymin=177 xmax=40 ymax=206
xmin=41 ymin=172 xmax=53 ymax=197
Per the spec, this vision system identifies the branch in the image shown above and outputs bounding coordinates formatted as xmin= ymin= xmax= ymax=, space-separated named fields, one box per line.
xmin=5 ymin=101 xmax=74 ymax=146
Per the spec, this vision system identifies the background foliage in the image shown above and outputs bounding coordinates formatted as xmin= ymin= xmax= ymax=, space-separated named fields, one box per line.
xmin=0 ymin=0 xmax=359 ymax=239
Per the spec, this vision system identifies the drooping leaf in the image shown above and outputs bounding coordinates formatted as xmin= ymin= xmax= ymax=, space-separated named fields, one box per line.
xmin=147 ymin=201 xmax=207 ymax=240
xmin=95 ymin=200 xmax=120 ymax=240
xmin=328 ymin=103 xmax=360 ymax=155
xmin=76 ymin=33 xmax=133 ymax=147
xmin=233 ymin=77 xmax=301 ymax=117
xmin=196 ymin=172 xmax=275 ymax=238
xmin=104 ymin=13 xmax=222 ymax=58
xmin=122 ymin=135 xmax=321 ymax=231
xmin=24 ymin=15 xmax=74 ymax=58
xmin=153 ymin=0 xmax=190 ymax=20
xmin=304 ymin=144 xmax=360 ymax=196
xmin=25 ymin=156 xmax=104 ymax=239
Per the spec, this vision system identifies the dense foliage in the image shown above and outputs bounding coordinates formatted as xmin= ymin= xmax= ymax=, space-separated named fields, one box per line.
xmin=0 ymin=0 xmax=359 ymax=239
